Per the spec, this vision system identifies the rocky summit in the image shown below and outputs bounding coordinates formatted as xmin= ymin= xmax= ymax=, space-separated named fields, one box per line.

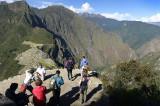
xmin=0 ymin=69 xmax=109 ymax=106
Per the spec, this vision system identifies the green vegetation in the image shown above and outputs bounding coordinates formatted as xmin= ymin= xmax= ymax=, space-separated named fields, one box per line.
xmin=0 ymin=1 xmax=78 ymax=80
xmin=17 ymin=44 xmax=31 ymax=54
xmin=0 ymin=1 xmax=137 ymax=81
xmin=94 ymin=66 xmax=106 ymax=72
xmin=34 ymin=5 xmax=133 ymax=69
xmin=100 ymin=60 xmax=160 ymax=106
xmin=29 ymin=27 xmax=54 ymax=44
xmin=38 ymin=60 xmax=55 ymax=70
xmin=0 ymin=2 xmax=55 ymax=80
xmin=140 ymin=52 xmax=160 ymax=84
xmin=93 ymin=61 xmax=112 ymax=75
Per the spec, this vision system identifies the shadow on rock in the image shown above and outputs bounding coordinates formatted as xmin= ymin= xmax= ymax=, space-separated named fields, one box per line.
xmin=44 ymin=74 xmax=54 ymax=81
xmin=88 ymin=71 xmax=99 ymax=77
xmin=47 ymin=96 xmax=57 ymax=106
xmin=46 ymin=89 xmax=52 ymax=95
xmin=87 ymin=84 xmax=102 ymax=102
xmin=47 ymin=86 xmax=80 ymax=106
xmin=71 ymin=71 xmax=99 ymax=81
xmin=86 ymin=92 xmax=110 ymax=106
xmin=71 ymin=73 xmax=81 ymax=81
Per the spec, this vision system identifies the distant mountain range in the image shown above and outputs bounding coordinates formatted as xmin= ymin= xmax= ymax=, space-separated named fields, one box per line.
xmin=1 ymin=1 xmax=160 ymax=80
xmin=0 ymin=1 xmax=7 ymax=5
xmin=80 ymin=13 xmax=160 ymax=57
xmin=148 ymin=22 xmax=160 ymax=26
xmin=80 ymin=13 xmax=160 ymax=75
xmin=0 ymin=1 xmax=136 ymax=80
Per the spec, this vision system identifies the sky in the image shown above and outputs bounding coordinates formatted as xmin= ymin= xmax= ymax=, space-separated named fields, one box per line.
xmin=1 ymin=0 xmax=160 ymax=22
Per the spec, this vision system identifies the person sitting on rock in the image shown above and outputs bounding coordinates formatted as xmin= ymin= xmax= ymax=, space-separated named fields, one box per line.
xmin=5 ymin=83 xmax=29 ymax=106
xmin=35 ymin=63 xmax=46 ymax=81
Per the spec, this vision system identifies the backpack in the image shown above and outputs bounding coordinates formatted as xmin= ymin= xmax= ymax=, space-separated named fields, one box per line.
xmin=82 ymin=63 xmax=89 ymax=70
xmin=49 ymin=76 xmax=59 ymax=90
xmin=67 ymin=60 xmax=73 ymax=70
xmin=82 ymin=63 xmax=90 ymax=75
xmin=80 ymin=77 xmax=89 ymax=91
xmin=20 ymin=84 xmax=26 ymax=92
xmin=83 ymin=69 xmax=87 ymax=73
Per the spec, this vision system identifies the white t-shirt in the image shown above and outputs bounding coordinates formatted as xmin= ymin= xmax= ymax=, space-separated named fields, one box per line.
xmin=36 ymin=67 xmax=46 ymax=76
xmin=24 ymin=70 xmax=35 ymax=86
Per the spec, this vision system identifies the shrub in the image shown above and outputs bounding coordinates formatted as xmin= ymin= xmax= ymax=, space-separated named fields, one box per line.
xmin=102 ymin=60 xmax=160 ymax=106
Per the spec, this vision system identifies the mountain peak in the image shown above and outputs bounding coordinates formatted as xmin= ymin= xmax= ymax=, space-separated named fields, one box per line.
xmin=39 ymin=5 xmax=75 ymax=15
xmin=0 ymin=1 xmax=7 ymax=5
xmin=79 ymin=12 xmax=105 ymax=19
xmin=8 ymin=1 xmax=30 ymax=12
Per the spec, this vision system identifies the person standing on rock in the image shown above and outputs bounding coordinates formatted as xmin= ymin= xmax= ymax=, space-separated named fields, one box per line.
xmin=35 ymin=63 xmax=46 ymax=81
xmin=32 ymin=79 xmax=47 ymax=106
xmin=80 ymin=56 xmax=89 ymax=77
xmin=51 ymin=70 xmax=64 ymax=106
xmin=64 ymin=57 xmax=74 ymax=80
xmin=79 ymin=72 xmax=91 ymax=104
xmin=22 ymin=69 xmax=35 ymax=93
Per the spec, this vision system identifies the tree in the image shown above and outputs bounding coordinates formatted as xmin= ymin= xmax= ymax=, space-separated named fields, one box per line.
xmin=105 ymin=60 xmax=160 ymax=106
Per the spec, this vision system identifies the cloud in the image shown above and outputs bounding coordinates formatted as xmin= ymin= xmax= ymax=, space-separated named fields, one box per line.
xmin=38 ymin=1 xmax=54 ymax=9
xmin=141 ymin=13 xmax=160 ymax=22
xmin=101 ymin=12 xmax=133 ymax=20
xmin=42 ymin=1 xmax=53 ymax=5
xmin=68 ymin=2 xmax=94 ymax=13
xmin=58 ymin=3 xmax=63 ymax=5
xmin=0 ymin=0 xmax=14 ymax=3
xmin=38 ymin=5 xmax=47 ymax=9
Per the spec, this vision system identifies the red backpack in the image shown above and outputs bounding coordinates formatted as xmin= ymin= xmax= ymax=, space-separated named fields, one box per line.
xmin=20 ymin=84 xmax=26 ymax=92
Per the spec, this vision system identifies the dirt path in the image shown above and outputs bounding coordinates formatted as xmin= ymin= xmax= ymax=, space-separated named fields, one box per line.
xmin=0 ymin=69 xmax=110 ymax=106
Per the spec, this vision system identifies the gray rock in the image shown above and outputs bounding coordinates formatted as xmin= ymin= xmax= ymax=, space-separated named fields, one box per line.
xmin=0 ymin=93 xmax=16 ymax=106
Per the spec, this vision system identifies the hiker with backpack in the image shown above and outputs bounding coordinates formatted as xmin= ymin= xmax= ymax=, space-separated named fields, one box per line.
xmin=32 ymin=79 xmax=46 ymax=106
xmin=21 ymin=69 xmax=35 ymax=93
xmin=79 ymin=71 xmax=91 ymax=104
xmin=35 ymin=63 xmax=46 ymax=81
xmin=64 ymin=57 xmax=74 ymax=80
xmin=50 ymin=70 xmax=64 ymax=106
xmin=80 ymin=56 xmax=89 ymax=77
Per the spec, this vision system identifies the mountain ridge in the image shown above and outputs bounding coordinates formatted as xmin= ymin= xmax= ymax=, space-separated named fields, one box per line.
xmin=33 ymin=6 xmax=137 ymax=67
xmin=0 ymin=1 xmax=136 ymax=80
xmin=0 ymin=1 xmax=70 ymax=80
xmin=81 ymin=12 xmax=160 ymax=51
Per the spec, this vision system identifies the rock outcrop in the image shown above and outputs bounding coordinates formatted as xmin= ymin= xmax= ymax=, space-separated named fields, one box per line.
xmin=15 ymin=41 xmax=56 ymax=74
xmin=0 ymin=93 xmax=16 ymax=106
xmin=0 ymin=69 xmax=110 ymax=106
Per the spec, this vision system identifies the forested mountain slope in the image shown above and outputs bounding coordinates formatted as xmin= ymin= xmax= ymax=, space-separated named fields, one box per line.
xmin=34 ymin=6 xmax=136 ymax=68
xmin=81 ymin=13 xmax=160 ymax=51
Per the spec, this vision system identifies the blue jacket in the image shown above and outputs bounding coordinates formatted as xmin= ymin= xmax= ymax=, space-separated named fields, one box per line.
xmin=51 ymin=75 xmax=64 ymax=88
xmin=80 ymin=59 xmax=89 ymax=68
